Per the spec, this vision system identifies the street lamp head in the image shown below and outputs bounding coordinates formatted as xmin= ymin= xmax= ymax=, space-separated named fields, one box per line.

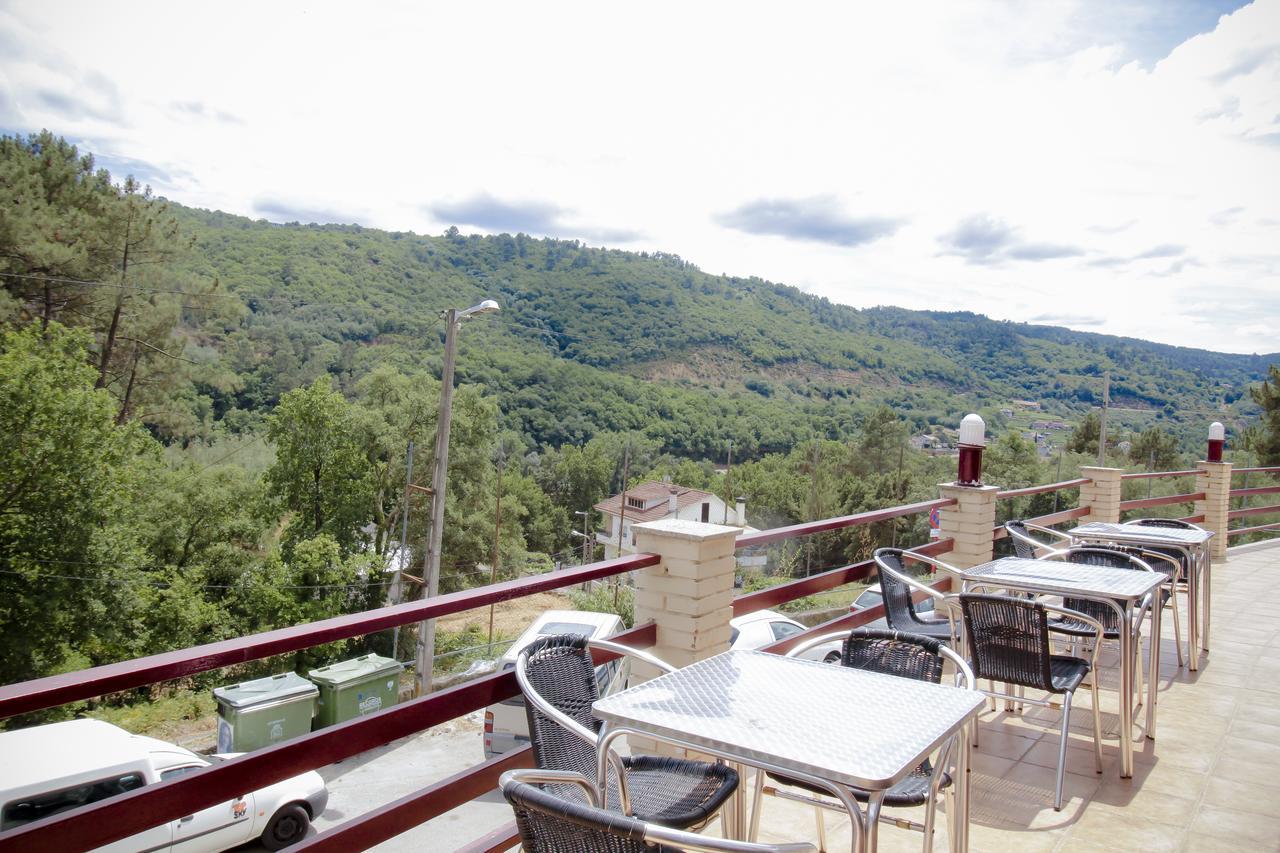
xmin=458 ymin=299 xmax=500 ymax=320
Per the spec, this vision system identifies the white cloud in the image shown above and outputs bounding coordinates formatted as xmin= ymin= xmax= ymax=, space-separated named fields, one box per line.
xmin=1 ymin=0 xmax=1276 ymax=354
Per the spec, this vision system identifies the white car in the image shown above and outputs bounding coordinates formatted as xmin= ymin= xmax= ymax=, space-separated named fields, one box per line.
xmin=0 ymin=719 xmax=328 ymax=851
xmin=730 ymin=609 xmax=841 ymax=662
xmin=483 ymin=610 xmax=630 ymax=759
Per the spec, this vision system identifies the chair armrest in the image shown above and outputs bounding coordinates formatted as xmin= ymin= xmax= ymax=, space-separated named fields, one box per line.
xmin=588 ymin=638 xmax=677 ymax=675
xmin=1043 ymin=603 xmax=1105 ymax=668
xmin=901 ymin=549 xmax=970 ymax=582
xmin=515 ymin=655 xmax=600 ymax=748
xmin=500 ymin=768 xmax=601 ymax=807
xmin=938 ymin=643 xmax=976 ymax=690
xmin=1024 ymin=522 xmax=1074 ymax=543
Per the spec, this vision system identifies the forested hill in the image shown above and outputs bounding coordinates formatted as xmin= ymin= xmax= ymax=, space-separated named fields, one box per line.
xmin=167 ymin=205 xmax=1270 ymax=455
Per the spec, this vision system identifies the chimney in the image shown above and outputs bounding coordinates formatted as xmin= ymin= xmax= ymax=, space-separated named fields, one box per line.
xmin=735 ymin=497 xmax=747 ymax=526
xmin=667 ymin=487 xmax=679 ymax=516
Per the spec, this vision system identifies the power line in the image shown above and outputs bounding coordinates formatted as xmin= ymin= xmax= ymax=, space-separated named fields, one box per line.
xmin=0 ymin=567 xmax=390 ymax=591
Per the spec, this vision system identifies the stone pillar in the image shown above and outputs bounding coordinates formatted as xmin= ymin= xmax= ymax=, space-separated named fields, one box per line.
xmin=936 ymin=483 xmax=999 ymax=569
xmin=627 ymin=519 xmax=739 ymax=760
xmin=1077 ymin=466 xmax=1122 ymax=524
xmin=632 ymin=519 xmax=739 ymax=673
xmin=1196 ymin=461 xmax=1232 ymax=561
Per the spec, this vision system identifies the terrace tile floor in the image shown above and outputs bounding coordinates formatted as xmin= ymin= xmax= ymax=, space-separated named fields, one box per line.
xmin=753 ymin=542 xmax=1280 ymax=853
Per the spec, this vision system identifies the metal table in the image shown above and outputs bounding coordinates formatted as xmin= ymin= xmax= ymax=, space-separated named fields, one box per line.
xmin=1068 ymin=522 xmax=1214 ymax=670
xmin=592 ymin=649 xmax=984 ymax=853
xmin=964 ymin=557 xmax=1168 ymax=778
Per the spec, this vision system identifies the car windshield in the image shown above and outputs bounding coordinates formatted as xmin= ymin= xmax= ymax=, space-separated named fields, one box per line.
xmin=537 ymin=622 xmax=595 ymax=637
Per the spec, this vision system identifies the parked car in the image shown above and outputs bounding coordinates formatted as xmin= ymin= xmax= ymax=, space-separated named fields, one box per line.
xmin=483 ymin=610 xmax=630 ymax=759
xmin=0 ymin=718 xmax=327 ymax=851
xmin=730 ymin=609 xmax=841 ymax=662
xmin=850 ymin=586 xmax=937 ymax=630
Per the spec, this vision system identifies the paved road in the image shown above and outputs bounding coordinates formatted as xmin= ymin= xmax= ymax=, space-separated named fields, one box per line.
xmin=239 ymin=712 xmax=511 ymax=852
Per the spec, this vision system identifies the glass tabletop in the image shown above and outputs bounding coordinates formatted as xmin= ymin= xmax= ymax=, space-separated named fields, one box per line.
xmin=966 ymin=556 xmax=1167 ymax=601
xmin=592 ymin=649 xmax=983 ymax=790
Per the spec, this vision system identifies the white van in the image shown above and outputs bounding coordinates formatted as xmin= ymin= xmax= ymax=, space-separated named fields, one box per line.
xmin=0 ymin=719 xmax=328 ymax=852
xmin=483 ymin=610 xmax=629 ymax=759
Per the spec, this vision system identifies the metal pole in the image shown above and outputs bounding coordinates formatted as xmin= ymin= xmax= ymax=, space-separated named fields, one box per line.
xmin=487 ymin=440 xmax=504 ymax=648
xmin=1097 ymin=371 xmax=1110 ymax=467
xmin=416 ymin=308 xmax=460 ymax=696
xmin=723 ymin=440 xmax=734 ymax=523
xmin=615 ymin=446 xmax=631 ymax=609
xmin=391 ymin=440 xmax=414 ymax=660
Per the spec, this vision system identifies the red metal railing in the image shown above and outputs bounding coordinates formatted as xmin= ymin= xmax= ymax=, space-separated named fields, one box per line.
xmin=1120 ymin=469 xmax=1200 ymax=480
xmin=1230 ymin=523 xmax=1280 ymax=537
xmin=1118 ymin=492 xmax=1206 ymax=512
xmin=995 ymin=478 xmax=1090 ymax=499
xmin=735 ymin=498 xmax=955 ymax=548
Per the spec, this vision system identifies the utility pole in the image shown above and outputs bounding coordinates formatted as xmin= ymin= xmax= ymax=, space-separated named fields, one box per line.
xmin=415 ymin=299 xmax=499 ymax=697
xmin=390 ymin=440 xmax=414 ymax=660
xmin=723 ymin=440 xmax=734 ymax=523
xmin=486 ymin=440 xmax=505 ymax=648
xmin=614 ymin=446 xmax=631 ymax=609
xmin=1097 ymin=371 xmax=1110 ymax=468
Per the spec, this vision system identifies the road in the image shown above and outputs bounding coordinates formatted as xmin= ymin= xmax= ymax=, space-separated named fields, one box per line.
xmin=240 ymin=712 xmax=511 ymax=852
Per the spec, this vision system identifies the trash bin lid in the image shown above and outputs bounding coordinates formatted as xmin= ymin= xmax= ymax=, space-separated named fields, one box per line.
xmin=213 ymin=672 xmax=318 ymax=709
xmin=308 ymin=654 xmax=403 ymax=687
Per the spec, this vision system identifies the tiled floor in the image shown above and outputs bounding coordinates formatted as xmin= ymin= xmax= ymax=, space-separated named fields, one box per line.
xmin=753 ymin=542 xmax=1280 ymax=852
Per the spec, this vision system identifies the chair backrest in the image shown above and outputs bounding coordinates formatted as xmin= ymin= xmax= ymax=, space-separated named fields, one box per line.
xmin=1005 ymin=520 xmax=1038 ymax=559
xmin=873 ymin=549 xmax=925 ymax=630
xmin=503 ymin=775 xmax=661 ymax=853
xmin=502 ymin=771 xmax=815 ymax=853
xmin=959 ymin=593 xmax=1055 ymax=692
xmin=1129 ymin=517 xmax=1196 ymax=529
xmin=1061 ymin=546 xmax=1148 ymax=631
xmin=841 ymin=628 xmax=944 ymax=683
xmin=520 ymin=634 xmax=602 ymax=780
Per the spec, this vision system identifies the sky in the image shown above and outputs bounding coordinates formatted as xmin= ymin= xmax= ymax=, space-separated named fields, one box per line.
xmin=1 ymin=0 xmax=1277 ymax=355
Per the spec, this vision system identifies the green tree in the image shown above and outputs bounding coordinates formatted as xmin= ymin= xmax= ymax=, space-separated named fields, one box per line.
xmin=264 ymin=378 xmax=372 ymax=556
xmin=1129 ymin=426 xmax=1182 ymax=471
xmin=1066 ymin=412 xmax=1101 ymax=455
xmin=0 ymin=324 xmax=154 ymax=685
xmin=1250 ymin=365 xmax=1280 ymax=465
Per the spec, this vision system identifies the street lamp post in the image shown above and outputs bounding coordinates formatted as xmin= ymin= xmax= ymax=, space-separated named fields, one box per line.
xmin=415 ymin=299 xmax=499 ymax=696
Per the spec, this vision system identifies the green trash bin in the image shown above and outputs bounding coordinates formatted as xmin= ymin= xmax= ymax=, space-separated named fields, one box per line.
xmin=213 ymin=672 xmax=318 ymax=753
xmin=308 ymin=654 xmax=403 ymax=728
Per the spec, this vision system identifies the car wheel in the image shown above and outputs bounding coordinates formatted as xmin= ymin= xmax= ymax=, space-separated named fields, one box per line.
xmin=261 ymin=803 xmax=310 ymax=850
xmin=823 ymin=651 xmax=841 ymax=664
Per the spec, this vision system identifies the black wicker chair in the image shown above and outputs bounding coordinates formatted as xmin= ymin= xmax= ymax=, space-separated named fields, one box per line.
xmin=1005 ymin=520 xmax=1071 ymax=560
xmin=749 ymin=629 xmax=975 ymax=853
xmin=516 ymin=634 xmax=738 ymax=829
xmin=959 ymin=593 xmax=1104 ymax=811
xmin=501 ymin=769 xmax=815 ymax=853
xmin=872 ymin=548 xmax=964 ymax=644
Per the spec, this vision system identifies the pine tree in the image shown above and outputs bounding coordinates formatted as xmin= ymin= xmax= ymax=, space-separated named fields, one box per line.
xmin=1249 ymin=365 xmax=1280 ymax=465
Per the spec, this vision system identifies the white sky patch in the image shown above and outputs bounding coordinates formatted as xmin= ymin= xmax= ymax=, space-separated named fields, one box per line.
xmin=0 ymin=0 xmax=1276 ymax=354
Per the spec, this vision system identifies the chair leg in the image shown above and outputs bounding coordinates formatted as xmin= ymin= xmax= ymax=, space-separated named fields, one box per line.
xmin=749 ymin=770 xmax=766 ymax=842
xmin=814 ymin=805 xmax=827 ymax=852
xmin=923 ymin=788 xmax=938 ymax=853
xmin=1054 ymin=690 xmax=1074 ymax=811
xmin=1090 ymin=675 xmax=1103 ymax=774
xmin=1170 ymin=589 xmax=1185 ymax=668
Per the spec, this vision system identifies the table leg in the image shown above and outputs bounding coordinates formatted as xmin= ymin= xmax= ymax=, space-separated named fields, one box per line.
xmin=1147 ymin=594 xmax=1162 ymax=739
xmin=1187 ymin=554 xmax=1200 ymax=672
xmin=731 ymin=761 xmax=747 ymax=840
xmin=863 ymin=792 xmax=885 ymax=853
xmin=958 ymin=723 xmax=971 ymax=853
xmin=1118 ymin=603 xmax=1133 ymax=778
xmin=1201 ymin=546 xmax=1211 ymax=654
